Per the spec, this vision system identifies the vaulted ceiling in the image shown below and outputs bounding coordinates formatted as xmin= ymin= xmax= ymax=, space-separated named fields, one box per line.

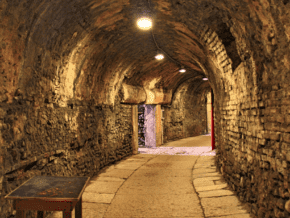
xmin=1 ymin=0 xmax=289 ymax=106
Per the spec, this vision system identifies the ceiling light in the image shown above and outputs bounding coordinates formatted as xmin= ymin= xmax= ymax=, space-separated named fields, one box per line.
xmin=179 ymin=66 xmax=186 ymax=73
xmin=155 ymin=54 xmax=164 ymax=60
xmin=203 ymin=78 xmax=208 ymax=80
xmin=137 ymin=17 xmax=152 ymax=30
xmin=155 ymin=51 xmax=164 ymax=60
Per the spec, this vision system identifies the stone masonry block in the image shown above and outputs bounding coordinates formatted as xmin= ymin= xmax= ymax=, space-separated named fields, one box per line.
xmin=268 ymin=149 xmax=274 ymax=157
xmin=203 ymin=31 xmax=211 ymax=42
xmin=276 ymin=159 xmax=283 ymax=173
xmin=286 ymin=115 xmax=290 ymax=124
xmin=220 ymin=59 xmax=230 ymax=68
xmin=257 ymin=131 xmax=265 ymax=139
xmin=209 ymin=37 xmax=219 ymax=48
xmin=282 ymin=160 xmax=287 ymax=168
xmin=282 ymin=99 xmax=290 ymax=105
xmin=198 ymin=189 xmax=235 ymax=198
xmin=283 ymin=133 xmax=290 ymax=143
xmin=259 ymin=138 xmax=266 ymax=145
xmin=200 ymin=26 xmax=209 ymax=38
xmin=281 ymin=142 xmax=289 ymax=150
xmin=208 ymin=31 xmax=217 ymax=42
xmin=225 ymin=64 xmax=232 ymax=73
xmin=286 ymin=152 xmax=290 ymax=162
xmin=215 ymin=42 xmax=223 ymax=51
xmin=266 ymin=131 xmax=280 ymax=141
xmin=276 ymin=114 xmax=285 ymax=123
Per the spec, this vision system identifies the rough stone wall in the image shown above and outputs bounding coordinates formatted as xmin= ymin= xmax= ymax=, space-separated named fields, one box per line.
xmin=1 ymin=0 xmax=290 ymax=217
xmin=214 ymin=66 xmax=290 ymax=218
xmin=0 ymin=2 xmax=135 ymax=217
xmin=183 ymin=86 xmax=210 ymax=138
xmin=195 ymin=2 xmax=290 ymax=217
xmin=0 ymin=91 xmax=132 ymax=218
xmin=162 ymin=105 xmax=184 ymax=143
xmin=162 ymin=80 xmax=210 ymax=143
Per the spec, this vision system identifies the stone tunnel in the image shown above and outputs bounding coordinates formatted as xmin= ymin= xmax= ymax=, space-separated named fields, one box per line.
xmin=1 ymin=0 xmax=290 ymax=217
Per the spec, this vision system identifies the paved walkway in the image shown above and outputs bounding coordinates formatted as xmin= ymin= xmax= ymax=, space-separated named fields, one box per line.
xmin=138 ymin=135 xmax=216 ymax=156
xmin=49 ymin=135 xmax=253 ymax=218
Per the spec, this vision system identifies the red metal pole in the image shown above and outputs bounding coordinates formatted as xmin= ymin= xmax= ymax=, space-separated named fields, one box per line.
xmin=211 ymin=89 xmax=215 ymax=150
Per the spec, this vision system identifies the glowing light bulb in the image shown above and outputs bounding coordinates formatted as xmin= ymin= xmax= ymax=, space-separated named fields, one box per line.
xmin=137 ymin=17 xmax=152 ymax=30
xmin=179 ymin=66 xmax=186 ymax=73
xmin=155 ymin=54 xmax=164 ymax=60
xmin=203 ymin=78 xmax=208 ymax=80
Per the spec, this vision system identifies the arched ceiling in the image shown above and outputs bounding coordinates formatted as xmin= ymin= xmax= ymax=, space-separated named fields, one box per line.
xmin=1 ymin=0 xmax=290 ymax=106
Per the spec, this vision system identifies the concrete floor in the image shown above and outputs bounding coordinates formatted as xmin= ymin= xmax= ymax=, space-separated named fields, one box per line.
xmin=48 ymin=135 xmax=253 ymax=218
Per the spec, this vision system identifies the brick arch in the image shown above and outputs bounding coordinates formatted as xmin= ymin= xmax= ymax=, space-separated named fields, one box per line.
xmin=169 ymin=23 xmax=234 ymax=108
xmin=200 ymin=25 xmax=234 ymax=75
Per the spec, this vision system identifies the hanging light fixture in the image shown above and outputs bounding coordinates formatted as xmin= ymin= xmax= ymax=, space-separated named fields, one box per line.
xmin=179 ymin=66 xmax=186 ymax=73
xmin=155 ymin=50 xmax=164 ymax=60
xmin=203 ymin=78 xmax=208 ymax=80
xmin=137 ymin=17 xmax=152 ymax=30
xmin=136 ymin=1 xmax=153 ymax=30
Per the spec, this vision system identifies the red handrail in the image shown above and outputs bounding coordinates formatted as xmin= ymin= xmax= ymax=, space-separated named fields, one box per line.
xmin=211 ymin=89 xmax=215 ymax=150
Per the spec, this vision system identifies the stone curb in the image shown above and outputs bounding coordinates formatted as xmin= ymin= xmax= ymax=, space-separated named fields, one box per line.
xmin=47 ymin=155 xmax=157 ymax=218
xmin=48 ymin=153 xmax=253 ymax=218
xmin=192 ymin=156 xmax=253 ymax=218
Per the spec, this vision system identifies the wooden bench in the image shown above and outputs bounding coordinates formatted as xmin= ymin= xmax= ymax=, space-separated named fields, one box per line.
xmin=4 ymin=175 xmax=90 ymax=218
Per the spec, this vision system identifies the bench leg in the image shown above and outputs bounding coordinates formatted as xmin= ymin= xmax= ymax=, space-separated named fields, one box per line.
xmin=62 ymin=211 xmax=72 ymax=218
xmin=16 ymin=210 xmax=26 ymax=218
xmin=37 ymin=211 xmax=44 ymax=218
xmin=75 ymin=197 xmax=82 ymax=218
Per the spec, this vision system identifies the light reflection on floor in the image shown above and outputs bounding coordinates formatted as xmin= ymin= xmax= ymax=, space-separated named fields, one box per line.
xmin=138 ymin=134 xmax=215 ymax=156
xmin=138 ymin=146 xmax=216 ymax=156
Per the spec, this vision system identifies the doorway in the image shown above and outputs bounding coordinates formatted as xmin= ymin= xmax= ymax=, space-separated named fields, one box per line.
xmin=138 ymin=104 xmax=145 ymax=147
xmin=138 ymin=104 xmax=157 ymax=148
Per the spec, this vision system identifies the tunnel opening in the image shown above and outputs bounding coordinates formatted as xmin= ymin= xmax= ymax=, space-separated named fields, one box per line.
xmin=2 ymin=0 xmax=290 ymax=217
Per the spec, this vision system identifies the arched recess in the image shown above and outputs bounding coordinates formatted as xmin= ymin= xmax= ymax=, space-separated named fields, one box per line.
xmin=162 ymin=77 xmax=209 ymax=142
xmin=159 ymin=21 xmax=245 ymax=144
xmin=1 ymin=1 xmax=290 ymax=218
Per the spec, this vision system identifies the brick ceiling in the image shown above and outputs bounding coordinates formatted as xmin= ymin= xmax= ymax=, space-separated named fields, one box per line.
xmin=1 ymin=0 xmax=290 ymax=105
